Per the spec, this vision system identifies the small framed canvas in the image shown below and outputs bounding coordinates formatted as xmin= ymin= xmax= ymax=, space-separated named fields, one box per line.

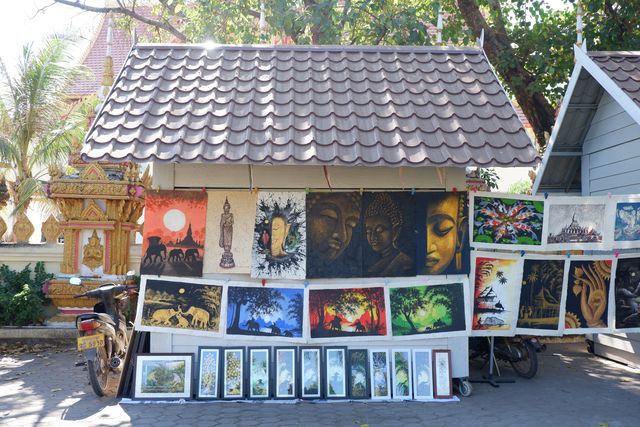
xmin=133 ymin=353 xmax=193 ymax=400
xmin=324 ymin=346 xmax=348 ymax=399
xmin=299 ymin=347 xmax=322 ymax=399
xmin=223 ymin=348 xmax=245 ymax=399
xmin=248 ymin=347 xmax=271 ymax=399
xmin=347 ymin=349 xmax=370 ymax=399
xmin=196 ymin=347 xmax=221 ymax=399
xmin=369 ymin=349 xmax=391 ymax=400
xmin=274 ymin=347 xmax=297 ymax=399
xmin=412 ymin=349 xmax=433 ymax=400
xmin=391 ymin=349 xmax=412 ymax=400
xmin=432 ymin=349 xmax=453 ymax=399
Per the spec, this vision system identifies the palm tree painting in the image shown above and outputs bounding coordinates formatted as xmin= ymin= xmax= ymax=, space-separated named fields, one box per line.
xmin=516 ymin=259 xmax=566 ymax=332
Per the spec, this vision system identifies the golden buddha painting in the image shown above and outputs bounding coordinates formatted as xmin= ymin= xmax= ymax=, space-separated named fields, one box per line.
xmin=251 ymin=192 xmax=306 ymax=279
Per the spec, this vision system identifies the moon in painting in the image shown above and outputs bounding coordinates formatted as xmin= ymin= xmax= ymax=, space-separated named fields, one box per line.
xmin=163 ymin=209 xmax=186 ymax=231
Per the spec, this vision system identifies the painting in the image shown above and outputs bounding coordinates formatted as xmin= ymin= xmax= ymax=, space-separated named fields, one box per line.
xmin=347 ymin=349 xmax=369 ymax=399
xmin=562 ymin=258 xmax=613 ymax=334
xmin=324 ymin=347 xmax=347 ymax=398
xmin=251 ymin=192 xmax=306 ymax=280
xmin=135 ymin=277 xmax=223 ymax=337
xmin=543 ymin=197 xmax=612 ymax=250
xmin=141 ymin=190 xmax=207 ymax=277
xmin=613 ymin=199 xmax=640 ymax=249
xmin=248 ymin=347 xmax=271 ymax=399
xmin=391 ymin=349 xmax=412 ymax=400
xmin=416 ymin=192 xmax=470 ymax=275
xmin=308 ymin=286 xmax=387 ymax=339
xmin=412 ymin=349 xmax=433 ymax=400
xmin=389 ymin=281 xmax=468 ymax=339
xmin=369 ymin=349 xmax=391 ymax=400
xmin=471 ymin=254 xmax=523 ymax=336
xmin=196 ymin=347 xmax=221 ymax=399
xmin=613 ymin=256 xmax=640 ymax=332
xmin=274 ymin=347 xmax=297 ymax=398
xmin=470 ymin=192 xmax=544 ymax=250
xmin=223 ymin=348 xmax=244 ymax=399
xmin=299 ymin=347 xmax=322 ymax=399
xmin=432 ymin=350 xmax=453 ymax=399
xmin=133 ymin=354 xmax=192 ymax=400
xmin=516 ymin=257 xmax=567 ymax=336
xmin=362 ymin=192 xmax=415 ymax=277
xmin=226 ymin=285 xmax=304 ymax=340
xmin=306 ymin=192 xmax=363 ymax=278
xmin=204 ymin=191 xmax=257 ymax=274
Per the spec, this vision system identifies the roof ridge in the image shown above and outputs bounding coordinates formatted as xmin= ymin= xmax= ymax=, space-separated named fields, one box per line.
xmin=588 ymin=51 xmax=640 ymax=56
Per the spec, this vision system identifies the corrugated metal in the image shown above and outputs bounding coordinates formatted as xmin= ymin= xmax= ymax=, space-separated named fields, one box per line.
xmin=81 ymin=44 xmax=538 ymax=168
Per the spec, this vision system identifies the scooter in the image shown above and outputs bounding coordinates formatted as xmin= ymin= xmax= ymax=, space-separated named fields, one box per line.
xmin=73 ymin=274 xmax=135 ymax=396
xmin=469 ymin=336 xmax=545 ymax=379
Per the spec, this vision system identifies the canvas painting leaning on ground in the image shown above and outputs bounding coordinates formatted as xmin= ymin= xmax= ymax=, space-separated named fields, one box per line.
xmin=133 ymin=354 xmax=193 ymax=400
xmin=612 ymin=256 xmax=640 ymax=332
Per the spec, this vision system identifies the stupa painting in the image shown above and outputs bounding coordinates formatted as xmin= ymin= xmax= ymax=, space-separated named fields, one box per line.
xmin=547 ymin=211 xmax=602 ymax=243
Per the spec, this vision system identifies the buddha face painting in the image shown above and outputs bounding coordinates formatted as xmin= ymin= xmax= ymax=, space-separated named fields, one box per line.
xmin=425 ymin=193 xmax=467 ymax=275
xmin=270 ymin=215 xmax=291 ymax=258
xmin=366 ymin=214 xmax=395 ymax=255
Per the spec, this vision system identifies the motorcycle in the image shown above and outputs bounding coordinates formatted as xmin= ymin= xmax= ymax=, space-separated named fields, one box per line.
xmin=73 ymin=274 xmax=135 ymax=396
xmin=469 ymin=336 xmax=545 ymax=379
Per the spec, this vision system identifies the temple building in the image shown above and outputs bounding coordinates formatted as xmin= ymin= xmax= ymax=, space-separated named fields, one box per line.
xmin=547 ymin=212 xmax=602 ymax=243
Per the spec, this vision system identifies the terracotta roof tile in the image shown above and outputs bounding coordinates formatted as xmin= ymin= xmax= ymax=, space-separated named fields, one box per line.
xmin=590 ymin=51 xmax=640 ymax=108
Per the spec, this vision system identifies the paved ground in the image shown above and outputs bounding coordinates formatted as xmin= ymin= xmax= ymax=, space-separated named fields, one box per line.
xmin=1 ymin=341 xmax=638 ymax=427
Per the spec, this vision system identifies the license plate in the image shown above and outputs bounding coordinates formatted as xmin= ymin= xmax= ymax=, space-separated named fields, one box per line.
xmin=77 ymin=333 xmax=105 ymax=351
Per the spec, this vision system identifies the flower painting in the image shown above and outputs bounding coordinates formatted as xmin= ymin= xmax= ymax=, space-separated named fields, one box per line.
xmin=223 ymin=348 xmax=244 ymax=398
xmin=348 ymin=349 xmax=369 ymax=399
xmin=196 ymin=348 xmax=220 ymax=399
xmin=563 ymin=259 xmax=612 ymax=334
xmin=370 ymin=349 xmax=390 ymax=400
xmin=391 ymin=349 xmax=412 ymax=400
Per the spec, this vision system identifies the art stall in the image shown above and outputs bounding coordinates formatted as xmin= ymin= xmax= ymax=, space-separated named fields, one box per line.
xmin=80 ymin=43 xmax=540 ymax=401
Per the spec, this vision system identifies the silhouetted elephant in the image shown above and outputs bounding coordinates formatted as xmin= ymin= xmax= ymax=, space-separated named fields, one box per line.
xmin=144 ymin=236 xmax=166 ymax=264
xmin=184 ymin=248 xmax=199 ymax=263
xmin=169 ymin=248 xmax=184 ymax=262
xmin=283 ymin=330 xmax=293 ymax=337
xmin=269 ymin=324 xmax=281 ymax=335
xmin=433 ymin=319 xmax=446 ymax=329
xmin=353 ymin=320 xmax=366 ymax=333
xmin=329 ymin=317 xmax=342 ymax=331
xmin=244 ymin=319 xmax=260 ymax=332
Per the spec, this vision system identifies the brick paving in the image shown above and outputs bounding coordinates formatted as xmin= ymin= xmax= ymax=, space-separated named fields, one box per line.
xmin=1 ymin=342 xmax=638 ymax=426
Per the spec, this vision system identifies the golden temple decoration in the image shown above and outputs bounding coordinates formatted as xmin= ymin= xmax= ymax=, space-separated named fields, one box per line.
xmin=0 ymin=216 xmax=6 ymax=241
xmin=41 ymin=215 xmax=61 ymax=243
xmin=13 ymin=211 xmax=34 ymax=243
xmin=82 ymin=230 xmax=104 ymax=271
xmin=81 ymin=200 xmax=108 ymax=222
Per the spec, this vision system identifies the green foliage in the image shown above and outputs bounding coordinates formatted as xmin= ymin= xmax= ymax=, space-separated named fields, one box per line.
xmin=478 ymin=168 xmax=499 ymax=191
xmin=508 ymin=179 xmax=533 ymax=195
xmin=0 ymin=262 xmax=53 ymax=326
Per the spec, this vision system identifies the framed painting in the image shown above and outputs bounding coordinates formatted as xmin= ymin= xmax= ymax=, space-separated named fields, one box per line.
xmin=324 ymin=346 xmax=348 ymax=399
xmin=362 ymin=192 xmax=416 ymax=277
xmin=274 ymin=347 xmax=297 ymax=399
xmin=347 ymin=349 xmax=370 ymax=400
xmin=204 ymin=191 xmax=257 ymax=275
xmin=562 ymin=257 xmax=614 ymax=334
xmin=247 ymin=347 xmax=271 ymax=399
xmin=369 ymin=349 xmax=391 ymax=400
xmin=222 ymin=348 xmax=245 ymax=399
xmin=470 ymin=192 xmax=545 ymax=251
xmin=612 ymin=197 xmax=640 ymax=249
xmin=389 ymin=279 xmax=469 ymax=340
xmin=299 ymin=347 xmax=323 ymax=399
xmin=391 ymin=349 xmax=412 ymax=400
xmin=471 ymin=253 xmax=523 ymax=337
xmin=251 ymin=192 xmax=306 ymax=280
xmin=412 ymin=349 xmax=433 ymax=400
xmin=135 ymin=276 xmax=224 ymax=337
xmin=306 ymin=192 xmax=363 ymax=278
xmin=516 ymin=256 xmax=568 ymax=336
xmin=196 ymin=347 xmax=221 ymax=399
xmin=133 ymin=353 xmax=193 ymax=400
xmin=542 ymin=196 xmax=614 ymax=251
xmin=612 ymin=256 xmax=640 ymax=333
xmin=141 ymin=190 xmax=207 ymax=277
xmin=226 ymin=284 xmax=304 ymax=341
xmin=416 ymin=191 xmax=470 ymax=275
xmin=432 ymin=350 xmax=453 ymax=399
xmin=308 ymin=285 xmax=387 ymax=340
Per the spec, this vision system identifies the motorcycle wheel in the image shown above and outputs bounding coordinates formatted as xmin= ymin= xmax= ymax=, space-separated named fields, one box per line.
xmin=509 ymin=340 xmax=538 ymax=379
xmin=87 ymin=346 xmax=109 ymax=397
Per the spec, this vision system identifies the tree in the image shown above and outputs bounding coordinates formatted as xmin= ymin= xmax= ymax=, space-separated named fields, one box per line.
xmin=0 ymin=36 xmax=87 ymax=214
xmin=390 ymin=287 xmax=427 ymax=333
xmin=227 ymin=287 xmax=283 ymax=331
xmin=507 ymin=179 xmax=532 ymax=195
xmin=287 ymin=291 xmax=304 ymax=328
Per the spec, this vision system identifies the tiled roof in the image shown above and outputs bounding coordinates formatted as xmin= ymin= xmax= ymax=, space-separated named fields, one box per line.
xmin=81 ymin=44 xmax=539 ymax=167
xmin=590 ymin=52 xmax=640 ymax=108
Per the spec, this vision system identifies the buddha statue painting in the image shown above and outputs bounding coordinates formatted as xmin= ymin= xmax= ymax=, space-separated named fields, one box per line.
xmin=424 ymin=193 xmax=468 ymax=275
xmin=219 ymin=197 xmax=235 ymax=268
xmin=270 ymin=214 xmax=291 ymax=258
xmin=82 ymin=230 xmax=104 ymax=272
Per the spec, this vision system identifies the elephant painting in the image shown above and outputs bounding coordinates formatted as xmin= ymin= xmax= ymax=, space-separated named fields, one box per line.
xmin=244 ymin=319 xmax=260 ymax=332
xmin=143 ymin=236 xmax=166 ymax=265
xmin=184 ymin=248 xmax=199 ymax=263
xmin=151 ymin=308 xmax=179 ymax=325
xmin=184 ymin=306 xmax=210 ymax=328
xmin=168 ymin=248 xmax=184 ymax=263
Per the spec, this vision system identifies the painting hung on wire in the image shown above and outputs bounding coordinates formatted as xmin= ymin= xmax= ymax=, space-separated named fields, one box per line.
xmin=135 ymin=276 xmax=223 ymax=337
xmin=543 ymin=197 xmax=613 ymax=251
xmin=471 ymin=253 xmax=523 ymax=336
xmin=613 ymin=198 xmax=640 ymax=249
xmin=612 ymin=256 xmax=640 ymax=332
xmin=225 ymin=285 xmax=304 ymax=341
xmin=306 ymin=192 xmax=363 ymax=278
xmin=141 ymin=190 xmax=207 ymax=277
xmin=415 ymin=192 xmax=470 ymax=275
xmin=362 ymin=192 xmax=415 ymax=277
xmin=251 ymin=192 xmax=306 ymax=280
xmin=563 ymin=258 xmax=613 ymax=334
xmin=308 ymin=286 xmax=387 ymax=340
xmin=389 ymin=280 xmax=469 ymax=339
xmin=516 ymin=257 xmax=568 ymax=336
xmin=470 ymin=192 xmax=545 ymax=251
